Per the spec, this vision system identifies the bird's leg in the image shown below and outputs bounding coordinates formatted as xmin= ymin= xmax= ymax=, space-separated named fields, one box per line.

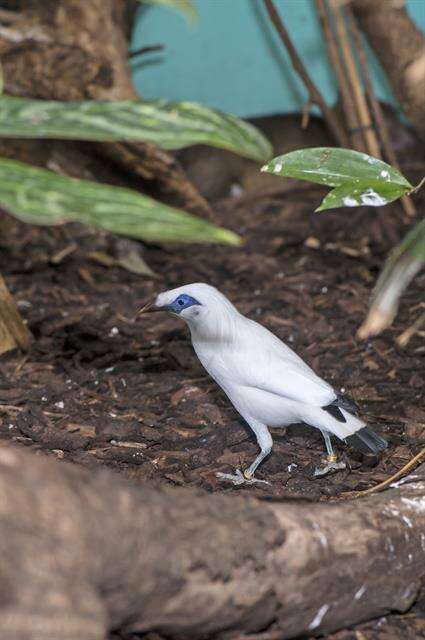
xmin=216 ymin=420 xmax=272 ymax=485
xmin=243 ymin=421 xmax=272 ymax=479
xmin=314 ymin=430 xmax=346 ymax=477
xmin=323 ymin=430 xmax=336 ymax=459
xmin=243 ymin=448 xmax=271 ymax=480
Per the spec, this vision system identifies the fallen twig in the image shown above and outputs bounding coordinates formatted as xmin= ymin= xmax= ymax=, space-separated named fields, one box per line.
xmin=397 ymin=310 xmax=425 ymax=347
xmin=347 ymin=446 xmax=425 ymax=498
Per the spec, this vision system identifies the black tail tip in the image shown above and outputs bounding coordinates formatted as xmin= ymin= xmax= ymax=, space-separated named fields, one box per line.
xmin=345 ymin=426 xmax=388 ymax=455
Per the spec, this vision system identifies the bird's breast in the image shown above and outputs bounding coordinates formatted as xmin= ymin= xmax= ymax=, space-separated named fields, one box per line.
xmin=192 ymin=340 xmax=243 ymax=388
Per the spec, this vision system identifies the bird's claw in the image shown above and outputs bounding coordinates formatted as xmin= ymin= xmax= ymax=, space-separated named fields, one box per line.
xmin=314 ymin=459 xmax=346 ymax=478
xmin=216 ymin=468 xmax=270 ymax=486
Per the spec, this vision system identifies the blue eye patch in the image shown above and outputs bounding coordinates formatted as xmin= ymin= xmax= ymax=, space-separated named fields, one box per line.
xmin=165 ymin=294 xmax=202 ymax=314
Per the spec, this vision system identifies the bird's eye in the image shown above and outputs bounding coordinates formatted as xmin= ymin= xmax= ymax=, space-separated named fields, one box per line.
xmin=177 ymin=298 xmax=185 ymax=306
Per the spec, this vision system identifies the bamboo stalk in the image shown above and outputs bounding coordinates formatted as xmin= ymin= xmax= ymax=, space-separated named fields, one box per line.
xmin=262 ymin=0 xmax=349 ymax=147
xmin=315 ymin=0 xmax=365 ymax=151
xmin=329 ymin=0 xmax=381 ymax=157
xmin=346 ymin=7 xmax=417 ymax=218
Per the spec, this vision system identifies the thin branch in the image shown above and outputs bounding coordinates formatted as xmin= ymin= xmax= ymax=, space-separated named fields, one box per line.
xmin=262 ymin=0 xmax=349 ymax=147
xmin=410 ymin=175 xmax=425 ymax=194
xmin=129 ymin=44 xmax=165 ymax=59
xmin=301 ymin=95 xmax=312 ymax=129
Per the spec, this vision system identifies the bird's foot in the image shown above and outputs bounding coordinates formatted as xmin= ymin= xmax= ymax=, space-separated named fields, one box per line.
xmin=314 ymin=456 xmax=346 ymax=478
xmin=216 ymin=468 xmax=270 ymax=486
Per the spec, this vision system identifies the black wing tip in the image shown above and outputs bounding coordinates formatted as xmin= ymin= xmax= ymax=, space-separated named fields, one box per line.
xmin=334 ymin=394 xmax=360 ymax=414
xmin=345 ymin=426 xmax=388 ymax=455
xmin=322 ymin=403 xmax=347 ymax=423
xmin=322 ymin=394 xmax=360 ymax=423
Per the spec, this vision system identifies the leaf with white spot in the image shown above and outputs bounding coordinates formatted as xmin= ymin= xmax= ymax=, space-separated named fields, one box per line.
xmin=316 ymin=182 xmax=406 ymax=212
xmin=262 ymin=147 xmax=413 ymax=210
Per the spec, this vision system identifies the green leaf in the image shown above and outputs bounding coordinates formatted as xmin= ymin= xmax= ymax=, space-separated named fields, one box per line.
xmin=0 ymin=158 xmax=240 ymax=246
xmin=0 ymin=96 xmax=272 ymax=163
xmin=359 ymin=218 xmax=425 ymax=338
xmin=315 ymin=181 xmax=408 ymax=212
xmin=262 ymin=148 xmax=412 ymax=189
xmin=138 ymin=0 xmax=199 ymax=25
xmin=262 ymin=148 xmax=413 ymax=209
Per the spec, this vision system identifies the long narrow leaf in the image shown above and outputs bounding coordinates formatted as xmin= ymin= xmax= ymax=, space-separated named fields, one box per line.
xmin=0 ymin=96 xmax=272 ymax=162
xmin=0 ymin=158 xmax=240 ymax=245
xmin=139 ymin=0 xmax=199 ymax=25
xmin=358 ymin=218 xmax=425 ymax=338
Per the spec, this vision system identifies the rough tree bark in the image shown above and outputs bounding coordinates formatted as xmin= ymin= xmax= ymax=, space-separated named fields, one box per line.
xmin=0 ymin=274 xmax=31 ymax=354
xmin=0 ymin=0 xmax=212 ymax=217
xmin=1 ymin=444 xmax=425 ymax=640
xmin=352 ymin=0 xmax=425 ymax=141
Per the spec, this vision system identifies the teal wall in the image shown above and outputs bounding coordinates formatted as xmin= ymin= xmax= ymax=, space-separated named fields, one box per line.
xmin=131 ymin=0 xmax=425 ymax=118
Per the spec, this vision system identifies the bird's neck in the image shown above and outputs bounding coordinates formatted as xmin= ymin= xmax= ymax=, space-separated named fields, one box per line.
xmin=188 ymin=307 xmax=242 ymax=345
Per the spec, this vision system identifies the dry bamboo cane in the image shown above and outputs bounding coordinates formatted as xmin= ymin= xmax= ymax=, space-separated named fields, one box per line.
xmin=329 ymin=0 xmax=381 ymax=158
xmin=346 ymin=7 xmax=417 ymax=218
xmin=315 ymin=0 xmax=365 ymax=152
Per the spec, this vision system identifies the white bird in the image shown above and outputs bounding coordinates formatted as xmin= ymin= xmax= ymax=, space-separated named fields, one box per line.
xmin=138 ymin=283 xmax=387 ymax=484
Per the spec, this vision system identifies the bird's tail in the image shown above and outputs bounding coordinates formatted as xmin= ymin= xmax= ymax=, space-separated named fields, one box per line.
xmin=305 ymin=403 xmax=387 ymax=454
xmin=345 ymin=426 xmax=388 ymax=455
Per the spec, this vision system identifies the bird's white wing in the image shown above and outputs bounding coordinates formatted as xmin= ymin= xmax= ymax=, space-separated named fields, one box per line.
xmin=234 ymin=317 xmax=336 ymax=407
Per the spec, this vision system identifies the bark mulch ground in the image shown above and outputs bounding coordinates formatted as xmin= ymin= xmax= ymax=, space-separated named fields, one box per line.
xmin=0 ymin=179 xmax=424 ymax=639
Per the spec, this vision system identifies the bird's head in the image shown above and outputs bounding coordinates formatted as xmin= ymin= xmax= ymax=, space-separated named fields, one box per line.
xmin=137 ymin=283 xmax=239 ymax=335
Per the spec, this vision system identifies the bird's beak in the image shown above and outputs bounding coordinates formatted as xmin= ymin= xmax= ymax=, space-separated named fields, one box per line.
xmin=136 ymin=298 xmax=160 ymax=317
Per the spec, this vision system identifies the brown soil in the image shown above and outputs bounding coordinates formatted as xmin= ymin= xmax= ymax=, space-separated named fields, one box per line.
xmin=0 ymin=175 xmax=424 ymax=639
